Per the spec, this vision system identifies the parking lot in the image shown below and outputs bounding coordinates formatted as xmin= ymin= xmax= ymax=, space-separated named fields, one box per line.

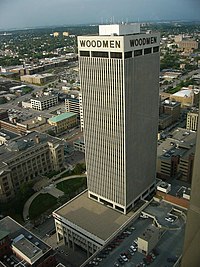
xmin=85 ymin=200 xmax=185 ymax=267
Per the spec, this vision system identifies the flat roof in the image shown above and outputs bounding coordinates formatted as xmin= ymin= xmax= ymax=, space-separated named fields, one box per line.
xmin=173 ymin=88 xmax=199 ymax=97
xmin=49 ymin=112 xmax=77 ymax=123
xmin=54 ymin=191 xmax=134 ymax=241
xmin=31 ymin=95 xmax=58 ymax=101
xmin=0 ymin=131 xmax=62 ymax=168
xmin=0 ymin=229 xmax=9 ymax=240
xmin=157 ymin=128 xmax=196 ymax=159
xmin=12 ymin=236 xmax=42 ymax=260
xmin=0 ymin=217 xmax=51 ymax=263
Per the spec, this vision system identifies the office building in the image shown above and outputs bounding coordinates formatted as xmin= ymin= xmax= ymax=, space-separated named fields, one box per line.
xmin=181 ymin=110 xmax=200 ymax=267
xmin=53 ymin=191 xmax=135 ymax=257
xmin=186 ymin=109 xmax=199 ymax=131
xmin=65 ymin=97 xmax=80 ymax=116
xmin=78 ymin=24 xmax=160 ymax=213
xmin=159 ymin=100 xmax=181 ymax=130
xmin=0 ymin=131 xmax=64 ymax=202
xmin=48 ymin=112 xmax=77 ymax=134
xmin=31 ymin=95 xmax=58 ymax=111
xmin=53 ymin=23 xmax=160 ymax=257
xmin=157 ymin=128 xmax=196 ymax=182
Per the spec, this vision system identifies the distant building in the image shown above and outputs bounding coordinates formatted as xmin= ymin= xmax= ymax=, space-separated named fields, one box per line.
xmin=186 ymin=109 xmax=199 ymax=131
xmin=157 ymin=128 xmax=196 ymax=182
xmin=0 ymin=216 xmax=56 ymax=267
xmin=48 ymin=112 xmax=77 ymax=134
xmin=53 ymin=32 xmax=59 ymax=37
xmin=177 ymin=40 xmax=199 ymax=51
xmin=20 ymin=73 xmax=55 ymax=85
xmin=31 ymin=95 xmax=58 ymax=111
xmin=0 ymin=131 xmax=64 ymax=202
xmin=174 ymin=35 xmax=183 ymax=43
xmin=63 ymin=32 xmax=69 ymax=37
xmin=170 ymin=86 xmax=200 ymax=108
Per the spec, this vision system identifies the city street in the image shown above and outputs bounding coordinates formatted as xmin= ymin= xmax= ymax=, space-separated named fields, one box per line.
xmin=160 ymin=68 xmax=200 ymax=92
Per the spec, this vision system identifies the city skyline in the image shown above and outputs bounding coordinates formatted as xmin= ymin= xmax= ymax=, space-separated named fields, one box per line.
xmin=0 ymin=0 xmax=200 ymax=30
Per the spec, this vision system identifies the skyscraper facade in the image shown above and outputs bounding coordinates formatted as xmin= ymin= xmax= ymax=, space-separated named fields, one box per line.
xmin=181 ymin=109 xmax=200 ymax=267
xmin=78 ymin=24 xmax=160 ymax=214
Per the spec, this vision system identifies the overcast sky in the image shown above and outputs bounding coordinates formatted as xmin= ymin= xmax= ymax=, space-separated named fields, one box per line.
xmin=0 ymin=0 xmax=199 ymax=30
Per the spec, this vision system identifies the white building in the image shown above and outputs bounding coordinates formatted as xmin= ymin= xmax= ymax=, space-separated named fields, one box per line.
xmin=31 ymin=95 xmax=58 ymax=110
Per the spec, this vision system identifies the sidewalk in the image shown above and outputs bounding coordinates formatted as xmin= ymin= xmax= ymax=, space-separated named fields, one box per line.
xmin=23 ymin=173 xmax=86 ymax=221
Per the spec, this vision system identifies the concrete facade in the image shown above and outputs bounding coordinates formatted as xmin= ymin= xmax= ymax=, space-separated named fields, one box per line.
xmin=31 ymin=95 xmax=58 ymax=111
xmin=0 ymin=131 xmax=64 ymax=202
xmin=78 ymin=24 xmax=160 ymax=214
xmin=181 ymin=109 xmax=200 ymax=267
xmin=157 ymin=128 xmax=196 ymax=182
xmin=48 ymin=112 xmax=77 ymax=133
xmin=186 ymin=110 xmax=199 ymax=131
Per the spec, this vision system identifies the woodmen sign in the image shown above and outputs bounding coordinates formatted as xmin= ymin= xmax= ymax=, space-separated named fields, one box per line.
xmin=79 ymin=39 xmax=121 ymax=49
xmin=130 ymin=37 xmax=157 ymax=47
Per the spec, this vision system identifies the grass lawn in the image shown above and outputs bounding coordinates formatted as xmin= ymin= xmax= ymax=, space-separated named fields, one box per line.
xmin=56 ymin=177 xmax=87 ymax=195
xmin=29 ymin=193 xmax=57 ymax=219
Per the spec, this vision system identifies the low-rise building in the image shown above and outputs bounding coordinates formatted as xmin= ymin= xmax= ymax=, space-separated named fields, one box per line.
xmin=176 ymin=40 xmax=199 ymax=51
xmin=157 ymin=128 xmax=196 ymax=182
xmin=170 ymin=86 xmax=200 ymax=108
xmin=0 ymin=216 xmax=56 ymax=267
xmin=16 ymin=116 xmax=56 ymax=135
xmin=53 ymin=191 xmax=135 ymax=257
xmin=0 ymin=131 xmax=64 ymax=202
xmin=186 ymin=109 xmax=199 ymax=131
xmin=138 ymin=224 xmax=161 ymax=255
xmin=73 ymin=138 xmax=85 ymax=152
xmin=159 ymin=100 xmax=181 ymax=130
xmin=48 ymin=112 xmax=77 ymax=134
xmin=31 ymin=95 xmax=58 ymax=111
xmin=21 ymin=73 xmax=56 ymax=85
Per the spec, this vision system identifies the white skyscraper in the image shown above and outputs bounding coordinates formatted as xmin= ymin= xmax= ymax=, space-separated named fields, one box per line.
xmin=78 ymin=24 xmax=160 ymax=214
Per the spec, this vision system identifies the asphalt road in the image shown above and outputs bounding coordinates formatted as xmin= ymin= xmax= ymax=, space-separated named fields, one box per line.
xmin=31 ymin=217 xmax=55 ymax=238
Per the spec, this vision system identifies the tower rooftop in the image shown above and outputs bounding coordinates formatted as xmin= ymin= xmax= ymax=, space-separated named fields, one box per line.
xmin=99 ymin=23 xmax=140 ymax=36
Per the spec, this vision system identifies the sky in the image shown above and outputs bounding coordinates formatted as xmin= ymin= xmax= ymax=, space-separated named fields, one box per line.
xmin=0 ymin=0 xmax=200 ymax=30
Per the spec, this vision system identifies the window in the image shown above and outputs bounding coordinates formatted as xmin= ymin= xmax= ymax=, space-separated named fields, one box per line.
xmin=125 ymin=51 xmax=132 ymax=58
xmin=134 ymin=49 xmax=143 ymax=57
xmin=91 ymin=51 xmax=109 ymax=58
xmin=144 ymin=48 xmax=152 ymax=55
xmin=110 ymin=52 xmax=122 ymax=59
xmin=153 ymin=46 xmax=159 ymax=53
xmin=80 ymin=51 xmax=90 ymax=57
